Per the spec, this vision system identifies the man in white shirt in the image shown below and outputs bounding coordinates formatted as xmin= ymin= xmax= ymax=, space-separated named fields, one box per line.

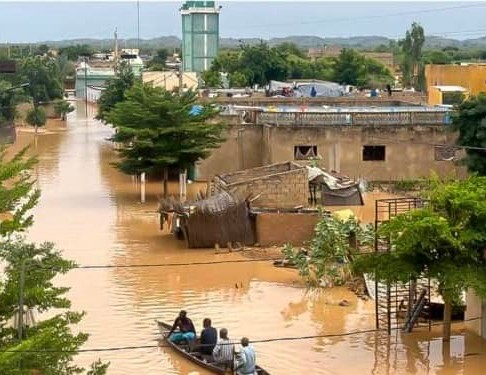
xmin=212 ymin=328 xmax=235 ymax=369
xmin=236 ymin=337 xmax=256 ymax=375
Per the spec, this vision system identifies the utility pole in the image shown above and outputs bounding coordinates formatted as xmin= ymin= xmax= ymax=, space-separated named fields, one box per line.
xmin=178 ymin=62 xmax=183 ymax=93
xmin=137 ymin=0 xmax=140 ymax=51
xmin=178 ymin=62 xmax=187 ymax=202
xmin=84 ymin=56 xmax=88 ymax=117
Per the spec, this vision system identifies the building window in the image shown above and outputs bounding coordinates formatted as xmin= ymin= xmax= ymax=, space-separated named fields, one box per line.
xmin=434 ymin=146 xmax=457 ymax=161
xmin=294 ymin=145 xmax=317 ymax=160
xmin=442 ymin=92 xmax=465 ymax=106
xmin=363 ymin=145 xmax=386 ymax=161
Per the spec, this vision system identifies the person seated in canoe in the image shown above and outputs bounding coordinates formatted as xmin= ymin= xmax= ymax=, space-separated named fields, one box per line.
xmin=235 ymin=337 xmax=256 ymax=375
xmin=167 ymin=310 xmax=196 ymax=343
xmin=212 ymin=328 xmax=235 ymax=369
xmin=199 ymin=318 xmax=217 ymax=355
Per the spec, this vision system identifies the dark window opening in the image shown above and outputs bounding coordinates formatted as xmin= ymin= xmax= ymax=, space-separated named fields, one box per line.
xmin=442 ymin=92 xmax=465 ymax=106
xmin=363 ymin=145 xmax=386 ymax=161
xmin=434 ymin=146 xmax=457 ymax=161
xmin=294 ymin=145 xmax=318 ymax=160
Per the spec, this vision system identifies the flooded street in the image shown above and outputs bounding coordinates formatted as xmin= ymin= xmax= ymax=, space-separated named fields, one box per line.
xmin=10 ymin=103 xmax=486 ymax=374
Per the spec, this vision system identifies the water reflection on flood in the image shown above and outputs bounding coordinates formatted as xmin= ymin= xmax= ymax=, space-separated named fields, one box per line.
xmin=7 ymin=102 xmax=485 ymax=374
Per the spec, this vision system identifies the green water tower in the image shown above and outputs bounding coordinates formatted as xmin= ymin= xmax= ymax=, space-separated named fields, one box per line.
xmin=180 ymin=1 xmax=221 ymax=73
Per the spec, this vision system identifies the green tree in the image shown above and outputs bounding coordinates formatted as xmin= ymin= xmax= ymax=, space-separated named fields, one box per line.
xmin=275 ymin=42 xmax=306 ymax=59
xmin=283 ymin=215 xmax=374 ymax=287
xmin=424 ymin=50 xmax=452 ymax=65
xmin=59 ymin=44 xmax=95 ymax=61
xmin=26 ymin=106 xmax=46 ymax=132
xmin=354 ymin=176 xmax=486 ymax=341
xmin=228 ymin=71 xmax=247 ymax=87
xmin=55 ymin=54 xmax=76 ymax=84
xmin=201 ymin=70 xmax=222 ymax=88
xmin=8 ymin=56 xmax=64 ymax=104
xmin=97 ymin=61 xmax=136 ymax=122
xmin=54 ymin=99 xmax=74 ymax=121
xmin=35 ymin=44 xmax=49 ymax=56
xmin=400 ymin=22 xmax=425 ymax=90
xmin=333 ymin=48 xmax=367 ymax=86
xmin=0 ymin=147 xmax=39 ymax=236
xmin=239 ymin=42 xmax=289 ymax=85
xmin=451 ymin=93 xmax=486 ymax=174
xmin=0 ymin=81 xmax=18 ymax=124
xmin=106 ymin=83 xmax=225 ymax=197
xmin=146 ymin=48 xmax=169 ymax=71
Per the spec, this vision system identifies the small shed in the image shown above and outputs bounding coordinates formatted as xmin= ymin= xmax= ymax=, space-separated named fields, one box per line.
xmin=308 ymin=167 xmax=364 ymax=206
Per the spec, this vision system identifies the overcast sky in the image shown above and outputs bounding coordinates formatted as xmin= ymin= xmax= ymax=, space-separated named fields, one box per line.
xmin=0 ymin=1 xmax=485 ymax=43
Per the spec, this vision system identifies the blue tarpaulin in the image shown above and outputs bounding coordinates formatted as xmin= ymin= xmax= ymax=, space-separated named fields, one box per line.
xmin=189 ymin=105 xmax=203 ymax=116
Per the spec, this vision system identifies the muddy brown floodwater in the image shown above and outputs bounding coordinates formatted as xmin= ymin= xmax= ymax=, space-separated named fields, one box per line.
xmin=9 ymin=103 xmax=486 ymax=374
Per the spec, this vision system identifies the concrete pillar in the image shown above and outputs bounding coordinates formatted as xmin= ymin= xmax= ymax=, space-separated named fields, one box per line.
xmin=465 ymin=289 xmax=483 ymax=337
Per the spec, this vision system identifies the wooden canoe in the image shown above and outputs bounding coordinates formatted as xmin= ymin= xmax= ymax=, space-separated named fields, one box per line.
xmin=156 ymin=320 xmax=270 ymax=375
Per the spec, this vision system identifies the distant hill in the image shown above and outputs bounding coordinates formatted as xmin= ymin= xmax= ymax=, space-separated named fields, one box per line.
xmin=12 ymin=34 xmax=486 ymax=51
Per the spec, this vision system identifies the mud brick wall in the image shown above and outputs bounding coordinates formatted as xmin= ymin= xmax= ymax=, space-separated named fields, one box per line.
xmin=229 ymin=168 xmax=309 ymax=208
xmin=255 ymin=212 xmax=319 ymax=246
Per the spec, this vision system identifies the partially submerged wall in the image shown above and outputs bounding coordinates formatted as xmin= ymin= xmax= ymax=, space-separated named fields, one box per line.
xmin=255 ymin=212 xmax=319 ymax=246
xmin=212 ymin=164 xmax=309 ymax=209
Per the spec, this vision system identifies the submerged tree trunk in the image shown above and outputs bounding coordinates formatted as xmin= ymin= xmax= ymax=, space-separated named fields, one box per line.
xmin=443 ymin=298 xmax=452 ymax=342
xmin=163 ymin=166 xmax=169 ymax=199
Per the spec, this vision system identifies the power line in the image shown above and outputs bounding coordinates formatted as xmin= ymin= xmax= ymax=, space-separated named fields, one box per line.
xmin=1 ymin=317 xmax=482 ymax=354
xmin=74 ymin=257 xmax=280 ymax=269
xmin=234 ymin=3 xmax=486 ymax=30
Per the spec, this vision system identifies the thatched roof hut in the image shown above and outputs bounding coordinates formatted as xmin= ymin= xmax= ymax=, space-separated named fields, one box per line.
xmin=159 ymin=190 xmax=255 ymax=249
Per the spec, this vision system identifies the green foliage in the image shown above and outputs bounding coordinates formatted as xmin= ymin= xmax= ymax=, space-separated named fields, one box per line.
xmin=275 ymin=42 xmax=306 ymax=59
xmin=53 ymin=99 xmax=74 ymax=120
xmin=86 ymin=359 xmax=110 ymax=375
xmin=332 ymin=48 xmax=393 ymax=87
xmin=239 ymin=42 xmax=289 ymax=85
xmin=354 ymin=176 xmax=486 ymax=339
xmin=228 ymin=72 xmax=248 ymax=87
xmin=35 ymin=44 xmax=50 ymax=56
xmin=106 ymin=83 xmax=225 ymax=176
xmin=201 ymin=70 xmax=222 ymax=88
xmin=97 ymin=61 xmax=136 ymax=122
xmin=393 ymin=179 xmax=429 ymax=192
xmin=0 ymin=147 xmax=39 ymax=237
xmin=25 ymin=107 xmax=46 ymax=128
xmin=283 ymin=214 xmax=375 ymax=287
xmin=55 ymin=54 xmax=76 ymax=82
xmin=146 ymin=48 xmax=169 ymax=71
xmin=0 ymin=241 xmax=107 ymax=375
xmin=18 ymin=56 xmax=64 ymax=103
xmin=333 ymin=48 xmax=367 ymax=86
xmin=451 ymin=93 xmax=486 ymax=174
xmin=0 ymin=81 xmax=18 ymax=123
xmin=400 ymin=22 xmax=425 ymax=90
xmin=59 ymin=44 xmax=95 ymax=61
xmin=208 ymin=43 xmax=391 ymax=88
xmin=424 ymin=50 xmax=452 ymax=64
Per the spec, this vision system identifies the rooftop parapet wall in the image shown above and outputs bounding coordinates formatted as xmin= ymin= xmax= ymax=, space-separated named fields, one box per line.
xmin=254 ymin=111 xmax=450 ymax=126
xmin=200 ymin=93 xmax=427 ymax=106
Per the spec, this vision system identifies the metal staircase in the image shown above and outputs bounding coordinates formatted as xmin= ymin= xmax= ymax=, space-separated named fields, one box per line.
xmin=374 ymin=198 xmax=431 ymax=334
